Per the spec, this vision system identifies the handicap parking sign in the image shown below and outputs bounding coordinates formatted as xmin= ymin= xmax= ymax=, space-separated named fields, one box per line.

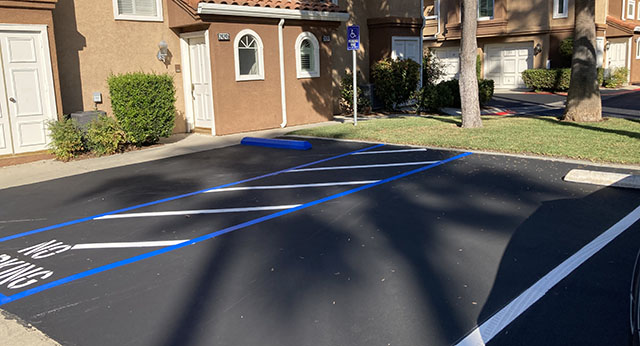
xmin=347 ymin=25 xmax=359 ymax=51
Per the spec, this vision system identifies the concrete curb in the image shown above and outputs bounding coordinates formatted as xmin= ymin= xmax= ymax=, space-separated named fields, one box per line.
xmin=0 ymin=310 xmax=59 ymax=346
xmin=564 ymin=169 xmax=640 ymax=189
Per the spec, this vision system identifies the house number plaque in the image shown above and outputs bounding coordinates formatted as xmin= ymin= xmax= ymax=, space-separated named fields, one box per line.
xmin=218 ymin=33 xmax=230 ymax=41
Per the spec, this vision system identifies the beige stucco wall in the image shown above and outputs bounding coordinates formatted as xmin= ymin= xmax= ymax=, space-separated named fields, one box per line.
xmin=204 ymin=19 xmax=337 ymax=135
xmin=53 ymin=0 xmax=187 ymax=133
xmin=0 ymin=2 xmax=63 ymax=118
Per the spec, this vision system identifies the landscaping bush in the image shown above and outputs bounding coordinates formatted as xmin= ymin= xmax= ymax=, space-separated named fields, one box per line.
xmin=47 ymin=118 xmax=85 ymax=161
xmin=422 ymin=50 xmax=445 ymax=87
xmin=108 ymin=72 xmax=176 ymax=146
xmin=559 ymin=37 xmax=573 ymax=58
xmin=522 ymin=68 xmax=605 ymax=91
xmin=371 ymin=58 xmax=421 ymax=111
xmin=415 ymin=78 xmax=494 ymax=112
xmin=340 ymin=72 xmax=370 ymax=113
xmin=86 ymin=115 xmax=128 ymax=156
xmin=604 ymin=67 xmax=628 ymax=88
xmin=476 ymin=54 xmax=482 ymax=80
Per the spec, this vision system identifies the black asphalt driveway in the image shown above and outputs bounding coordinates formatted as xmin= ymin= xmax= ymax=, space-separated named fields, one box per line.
xmin=0 ymin=138 xmax=638 ymax=346
xmin=488 ymin=88 xmax=640 ymax=119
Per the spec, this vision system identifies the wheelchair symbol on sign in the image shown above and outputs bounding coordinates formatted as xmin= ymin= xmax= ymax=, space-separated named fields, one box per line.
xmin=349 ymin=31 xmax=357 ymax=39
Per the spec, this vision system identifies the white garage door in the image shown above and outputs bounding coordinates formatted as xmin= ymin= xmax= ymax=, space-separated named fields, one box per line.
xmin=391 ymin=37 xmax=421 ymax=63
xmin=607 ymin=40 xmax=627 ymax=70
xmin=485 ymin=43 xmax=533 ymax=89
xmin=432 ymin=47 xmax=460 ymax=82
xmin=0 ymin=25 xmax=57 ymax=155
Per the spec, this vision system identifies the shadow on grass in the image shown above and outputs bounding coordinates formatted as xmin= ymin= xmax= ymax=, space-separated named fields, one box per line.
xmin=535 ymin=117 xmax=640 ymax=140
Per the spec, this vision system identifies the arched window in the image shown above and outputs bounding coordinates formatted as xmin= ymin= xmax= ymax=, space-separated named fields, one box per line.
xmin=295 ymin=32 xmax=320 ymax=78
xmin=234 ymin=29 xmax=264 ymax=81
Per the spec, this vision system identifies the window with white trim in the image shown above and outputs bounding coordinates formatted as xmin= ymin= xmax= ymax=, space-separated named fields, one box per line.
xmin=478 ymin=0 xmax=494 ymax=20
xmin=553 ymin=0 xmax=568 ymax=18
xmin=234 ymin=29 xmax=264 ymax=81
xmin=628 ymin=0 xmax=636 ymax=19
xmin=113 ymin=0 xmax=163 ymax=21
xmin=295 ymin=32 xmax=320 ymax=78
xmin=636 ymin=38 xmax=640 ymax=59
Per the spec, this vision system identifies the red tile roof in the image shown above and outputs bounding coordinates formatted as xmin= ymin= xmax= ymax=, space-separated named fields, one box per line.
xmin=606 ymin=15 xmax=636 ymax=33
xmin=183 ymin=0 xmax=341 ymax=12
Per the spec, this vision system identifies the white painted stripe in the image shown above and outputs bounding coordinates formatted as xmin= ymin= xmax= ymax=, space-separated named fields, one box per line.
xmin=288 ymin=161 xmax=439 ymax=173
xmin=204 ymin=180 xmax=379 ymax=193
xmin=95 ymin=205 xmax=301 ymax=220
xmin=455 ymin=205 xmax=640 ymax=346
xmin=72 ymin=240 xmax=189 ymax=250
xmin=352 ymin=148 xmax=427 ymax=155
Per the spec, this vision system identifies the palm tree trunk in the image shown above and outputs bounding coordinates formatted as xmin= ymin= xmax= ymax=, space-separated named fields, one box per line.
xmin=564 ymin=0 xmax=602 ymax=122
xmin=459 ymin=0 xmax=482 ymax=128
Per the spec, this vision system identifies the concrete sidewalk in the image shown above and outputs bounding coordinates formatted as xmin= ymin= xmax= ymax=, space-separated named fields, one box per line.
xmin=0 ymin=121 xmax=336 ymax=190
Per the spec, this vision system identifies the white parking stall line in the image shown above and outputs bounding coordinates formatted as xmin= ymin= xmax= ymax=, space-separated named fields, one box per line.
xmin=455 ymin=204 xmax=640 ymax=346
xmin=72 ymin=240 xmax=189 ymax=250
xmin=205 ymin=180 xmax=380 ymax=193
xmin=287 ymin=161 xmax=439 ymax=173
xmin=95 ymin=205 xmax=302 ymax=220
xmin=351 ymin=149 xmax=427 ymax=155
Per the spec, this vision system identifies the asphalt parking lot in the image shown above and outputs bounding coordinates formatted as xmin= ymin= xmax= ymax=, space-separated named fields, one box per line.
xmin=0 ymin=138 xmax=638 ymax=346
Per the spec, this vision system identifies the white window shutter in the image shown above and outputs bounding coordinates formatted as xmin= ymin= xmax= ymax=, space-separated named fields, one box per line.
xmin=117 ymin=0 xmax=134 ymax=15
xmin=135 ymin=0 xmax=158 ymax=16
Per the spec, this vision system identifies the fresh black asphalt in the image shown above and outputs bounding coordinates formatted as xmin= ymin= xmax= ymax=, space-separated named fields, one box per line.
xmin=0 ymin=138 xmax=638 ymax=346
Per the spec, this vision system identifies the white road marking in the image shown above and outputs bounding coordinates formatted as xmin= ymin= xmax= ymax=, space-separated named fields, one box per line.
xmin=72 ymin=240 xmax=188 ymax=250
xmin=204 ymin=180 xmax=379 ymax=193
xmin=95 ymin=205 xmax=301 ymax=220
xmin=351 ymin=148 xmax=428 ymax=155
xmin=455 ymin=204 xmax=640 ymax=346
xmin=287 ymin=161 xmax=439 ymax=173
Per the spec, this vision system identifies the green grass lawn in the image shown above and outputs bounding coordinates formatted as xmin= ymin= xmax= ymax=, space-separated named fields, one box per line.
xmin=290 ymin=115 xmax=640 ymax=165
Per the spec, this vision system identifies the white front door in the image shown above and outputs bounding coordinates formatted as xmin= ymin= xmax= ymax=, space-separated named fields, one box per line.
xmin=432 ymin=47 xmax=460 ymax=81
xmin=0 ymin=27 xmax=56 ymax=154
xmin=485 ymin=43 xmax=533 ymax=89
xmin=188 ymin=36 xmax=213 ymax=129
xmin=391 ymin=37 xmax=421 ymax=63
xmin=608 ymin=41 xmax=627 ymax=70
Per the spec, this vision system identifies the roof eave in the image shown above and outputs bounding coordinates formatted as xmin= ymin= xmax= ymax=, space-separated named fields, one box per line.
xmin=197 ymin=3 xmax=349 ymax=22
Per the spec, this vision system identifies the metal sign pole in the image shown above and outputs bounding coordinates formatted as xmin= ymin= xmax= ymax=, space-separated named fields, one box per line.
xmin=353 ymin=49 xmax=357 ymax=126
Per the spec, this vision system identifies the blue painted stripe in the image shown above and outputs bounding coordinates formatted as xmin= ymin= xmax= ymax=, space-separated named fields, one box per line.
xmin=0 ymin=144 xmax=385 ymax=243
xmin=0 ymin=152 xmax=471 ymax=305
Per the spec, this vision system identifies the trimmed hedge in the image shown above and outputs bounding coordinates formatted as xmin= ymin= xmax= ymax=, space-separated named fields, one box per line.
xmin=108 ymin=72 xmax=176 ymax=146
xmin=521 ymin=68 xmax=604 ymax=91
xmin=340 ymin=72 xmax=370 ymax=113
xmin=604 ymin=67 xmax=628 ymax=88
xmin=86 ymin=115 xmax=128 ymax=156
xmin=371 ymin=58 xmax=421 ymax=111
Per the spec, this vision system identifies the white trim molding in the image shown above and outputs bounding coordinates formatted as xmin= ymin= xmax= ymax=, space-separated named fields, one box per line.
xmin=234 ymin=29 xmax=265 ymax=82
xmin=628 ymin=0 xmax=636 ymax=20
xmin=553 ymin=0 xmax=568 ymax=18
xmin=112 ymin=0 xmax=164 ymax=22
xmin=197 ymin=3 xmax=349 ymax=21
xmin=295 ymin=32 xmax=320 ymax=79
xmin=636 ymin=37 xmax=640 ymax=59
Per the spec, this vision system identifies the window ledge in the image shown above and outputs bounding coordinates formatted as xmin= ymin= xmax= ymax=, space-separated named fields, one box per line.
xmin=297 ymin=72 xmax=320 ymax=79
xmin=114 ymin=15 xmax=163 ymax=22
xmin=552 ymin=13 xmax=568 ymax=19
xmin=236 ymin=75 xmax=265 ymax=82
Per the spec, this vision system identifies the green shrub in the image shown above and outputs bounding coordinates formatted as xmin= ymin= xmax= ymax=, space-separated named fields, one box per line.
xmin=108 ymin=72 xmax=176 ymax=146
xmin=371 ymin=58 xmax=421 ymax=111
xmin=604 ymin=67 xmax=628 ymax=88
xmin=86 ymin=115 xmax=128 ymax=156
xmin=340 ymin=72 xmax=370 ymax=113
xmin=522 ymin=67 xmax=605 ymax=91
xmin=415 ymin=78 xmax=494 ymax=112
xmin=422 ymin=50 xmax=446 ymax=87
xmin=47 ymin=118 xmax=85 ymax=161
xmin=559 ymin=37 xmax=573 ymax=58
xmin=476 ymin=54 xmax=482 ymax=80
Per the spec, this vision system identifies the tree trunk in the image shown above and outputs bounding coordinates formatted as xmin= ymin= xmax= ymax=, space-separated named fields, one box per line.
xmin=459 ymin=0 xmax=482 ymax=128
xmin=564 ymin=0 xmax=602 ymax=122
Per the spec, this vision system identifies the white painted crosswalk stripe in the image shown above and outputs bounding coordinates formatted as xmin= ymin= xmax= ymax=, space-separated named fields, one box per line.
xmin=95 ymin=205 xmax=301 ymax=220
xmin=287 ymin=161 xmax=439 ymax=173
xmin=351 ymin=148 xmax=427 ymax=155
xmin=72 ymin=240 xmax=188 ymax=250
xmin=204 ymin=180 xmax=379 ymax=193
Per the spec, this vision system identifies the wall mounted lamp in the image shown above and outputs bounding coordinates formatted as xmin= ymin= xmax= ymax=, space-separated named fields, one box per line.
xmin=157 ymin=40 xmax=169 ymax=62
xmin=605 ymin=41 xmax=611 ymax=50
xmin=533 ymin=43 xmax=543 ymax=56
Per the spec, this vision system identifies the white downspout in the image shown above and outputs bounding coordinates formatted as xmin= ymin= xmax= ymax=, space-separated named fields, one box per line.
xmin=424 ymin=0 xmax=441 ymax=41
xmin=278 ymin=18 xmax=287 ymax=128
